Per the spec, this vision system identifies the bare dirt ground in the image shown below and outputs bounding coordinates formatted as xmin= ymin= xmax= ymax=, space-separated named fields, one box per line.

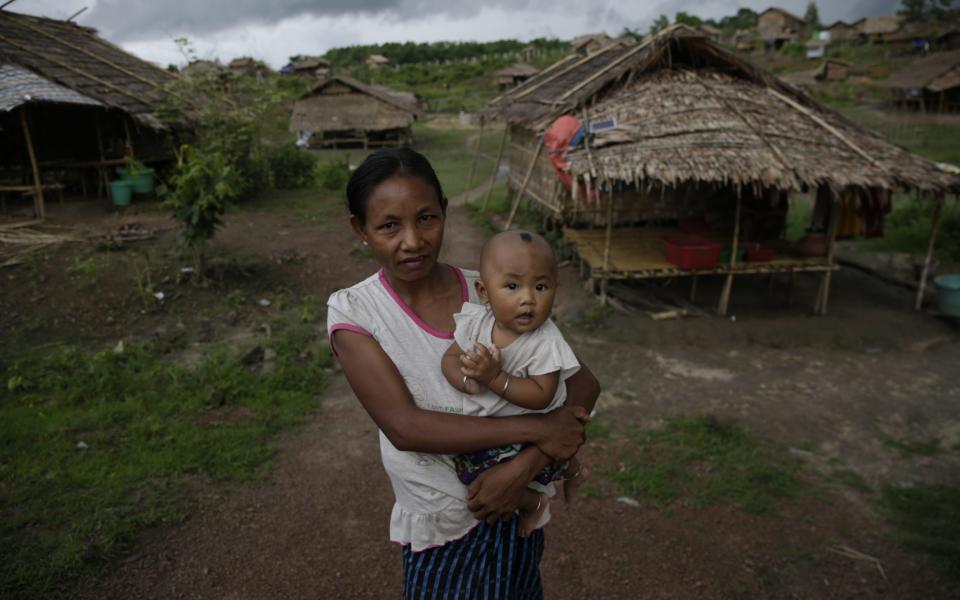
xmin=4 ymin=186 xmax=960 ymax=599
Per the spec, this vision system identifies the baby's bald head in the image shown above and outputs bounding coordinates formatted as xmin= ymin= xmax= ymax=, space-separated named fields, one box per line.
xmin=479 ymin=230 xmax=556 ymax=281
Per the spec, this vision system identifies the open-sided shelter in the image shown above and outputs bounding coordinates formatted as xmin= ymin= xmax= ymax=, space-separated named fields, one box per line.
xmin=0 ymin=9 xmax=180 ymax=218
xmin=757 ymin=7 xmax=806 ymax=49
xmin=494 ymin=63 xmax=539 ymax=90
xmin=881 ymin=50 xmax=960 ymax=113
xmin=290 ymin=75 xmax=419 ymax=148
xmin=481 ymin=25 xmax=959 ymax=315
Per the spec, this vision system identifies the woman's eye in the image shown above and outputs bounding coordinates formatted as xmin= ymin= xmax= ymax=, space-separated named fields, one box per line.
xmin=418 ymin=214 xmax=435 ymax=223
xmin=379 ymin=222 xmax=397 ymax=231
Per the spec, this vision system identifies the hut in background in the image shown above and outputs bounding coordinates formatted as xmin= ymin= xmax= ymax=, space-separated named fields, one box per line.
xmin=856 ymin=16 xmax=905 ymax=44
xmin=826 ymin=20 xmax=858 ymax=43
xmin=290 ymin=76 xmax=418 ymax=148
xmin=494 ymin=63 xmax=539 ymax=90
xmin=881 ymin=50 xmax=960 ymax=113
xmin=0 ymin=9 xmax=181 ymax=218
xmin=482 ymin=25 xmax=958 ymax=315
xmin=228 ymin=57 xmax=271 ymax=78
xmin=366 ymin=54 xmax=389 ymax=69
xmin=757 ymin=7 xmax=806 ymax=49
xmin=816 ymin=59 xmax=851 ymax=81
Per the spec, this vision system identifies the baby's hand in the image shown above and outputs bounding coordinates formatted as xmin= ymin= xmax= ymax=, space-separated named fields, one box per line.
xmin=463 ymin=377 xmax=482 ymax=395
xmin=460 ymin=343 xmax=501 ymax=386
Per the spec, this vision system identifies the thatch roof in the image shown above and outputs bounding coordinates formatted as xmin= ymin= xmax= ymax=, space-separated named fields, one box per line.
xmin=856 ymin=16 xmax=904 ymax=36
xmin=758 ymin=7 xmax=806 ymax=24
xmin=293 ymin=57 xmax=329 ymax=71
xmin=366 ymin=54 xmax=389 ymax=64
xmin=495 ymin=63 xmax=539 ymax=78
xmin=0 ymin=9 xmax=178 ymax=129
xmin=881 ymin=50 xmax=960 ymax=92
xmin=571 ymin=33 xmax=614 ymax=52
xmin=486 ymin=25 xmax=959 ymax=194
xmin=0 ymin=63 xmax=103 ymax=111
xmin=290 ymin=75 xmax=418 ymax=133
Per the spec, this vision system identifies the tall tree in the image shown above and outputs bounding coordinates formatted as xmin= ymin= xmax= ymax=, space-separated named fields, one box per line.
xmin=649 ymin=14 xmax=670 ymax=35
xmin=899 ymin=0 xmax=955 ymax=21
xmin=804 ymin=1 xmax=821 ymax=30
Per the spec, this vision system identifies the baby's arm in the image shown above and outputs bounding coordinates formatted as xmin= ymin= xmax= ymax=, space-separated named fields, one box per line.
xmin=461 ymin=344 xmax=559 ymax=410
xmin=442 ymin=341 xmax=480 ymax=394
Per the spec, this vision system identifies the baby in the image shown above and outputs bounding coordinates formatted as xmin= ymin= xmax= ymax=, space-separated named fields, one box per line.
xmin=441 ymin=230 xmax=587 ymax=536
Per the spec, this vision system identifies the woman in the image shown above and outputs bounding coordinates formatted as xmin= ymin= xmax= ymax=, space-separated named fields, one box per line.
xmin=327 ymin=147 xmax=599 ymax=598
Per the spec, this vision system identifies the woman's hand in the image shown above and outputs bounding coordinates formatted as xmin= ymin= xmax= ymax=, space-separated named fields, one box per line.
xmin=466 ymin=448 xmax=545 ymax=523
xmin=535 ymin=406 xmax=589 ymax=462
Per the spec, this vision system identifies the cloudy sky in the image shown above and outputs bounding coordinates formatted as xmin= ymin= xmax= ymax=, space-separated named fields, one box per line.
xmin=13 ymin=0 xmax=901 ymax=68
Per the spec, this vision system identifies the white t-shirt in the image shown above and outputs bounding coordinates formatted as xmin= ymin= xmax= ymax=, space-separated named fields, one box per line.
xmin=327 ymin=266 xmax=481 ymax=551
xmin=452 ymin=301 xmax=581 ymax=419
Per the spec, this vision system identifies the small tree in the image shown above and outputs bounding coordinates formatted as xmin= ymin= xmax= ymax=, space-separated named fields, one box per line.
xmin=675 ymin=12 xmax=703 ymax=27
xmin=804 ymin=1 xmax=821 ymax=32
xmin=649 ymin=14 xmax=670 ymax=35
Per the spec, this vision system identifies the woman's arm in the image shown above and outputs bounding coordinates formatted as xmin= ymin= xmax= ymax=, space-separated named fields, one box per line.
xmin=333 ymin=330 xmax=587 ymax=458
xmin=467 ymin=362 xmax=601 ymax=522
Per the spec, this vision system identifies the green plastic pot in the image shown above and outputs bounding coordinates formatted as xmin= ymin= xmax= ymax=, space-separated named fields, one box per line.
xmin=110 ymin=179 xmax=133 ymax=207
xmin=934 ymin=275 xmax=960 ymax=317
xmin=129 ymin=168 xmax=155 ymax=194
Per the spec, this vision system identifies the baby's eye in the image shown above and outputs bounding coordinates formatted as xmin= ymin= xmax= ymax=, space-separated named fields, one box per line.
xmin=505 ymin=283 xmax=518 ymax=290
xmin=536 ymin=284 xmax=548 ymax=291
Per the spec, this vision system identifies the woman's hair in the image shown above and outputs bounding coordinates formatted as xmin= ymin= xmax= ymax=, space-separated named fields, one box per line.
xmin=346 ymin=147 xmax=446 ymax=226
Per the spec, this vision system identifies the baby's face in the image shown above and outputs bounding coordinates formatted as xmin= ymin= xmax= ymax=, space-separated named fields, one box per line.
xmin=478 ymin=239 xmax=557 ymax=335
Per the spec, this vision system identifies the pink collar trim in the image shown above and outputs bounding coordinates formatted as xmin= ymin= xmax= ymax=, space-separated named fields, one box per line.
xmin=378 ymin=265 xmax=468 ymax=340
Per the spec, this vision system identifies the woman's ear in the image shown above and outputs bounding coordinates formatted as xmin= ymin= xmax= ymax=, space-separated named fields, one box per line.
xmin=475 ymin=279 xmax=488 ymax=302
xmin=349 ymin=215 xmax=367 ymax=245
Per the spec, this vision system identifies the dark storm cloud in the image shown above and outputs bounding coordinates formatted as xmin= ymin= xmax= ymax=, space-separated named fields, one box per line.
xmin=82 ymin=0 xmax=910 ymax=42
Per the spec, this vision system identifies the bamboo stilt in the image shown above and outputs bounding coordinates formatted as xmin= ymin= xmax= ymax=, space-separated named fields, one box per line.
xmin=600 ymin=186 xmax=614 ymax=304
xmin=465 ymin=118 xmax=484 ymax=194
xmin=718 ymin=192 xmax=743 ymax=316
xmin=816 ymin=191 xmax=841 ymax=315
xmin=504 ymin=139 xmax=543 ymax=230
xmin=20 ymin=109 xmax=44 ymax=219
xmin=915 ymin=195 xmax=945 ymax=311
xmin=482 ymin=127 xmax=508 ymax=211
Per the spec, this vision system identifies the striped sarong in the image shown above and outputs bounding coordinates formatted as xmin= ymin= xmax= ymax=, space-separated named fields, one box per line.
xmin=401 ymin=518 xmax=545 ymax=599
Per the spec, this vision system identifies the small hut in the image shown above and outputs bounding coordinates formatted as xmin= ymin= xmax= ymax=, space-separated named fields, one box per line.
xmin=757 ymin=7 xmax=806 ymax=49
xmin=288 ymin=57 xmax=329 ymax=79
xmin=366 ymin=54 xmax=389 ymax=69
xmin=816 ymin=59 xmax=851 ymax=81
xmin=228 ymin=57 xmax=271 ymax=78
xmin=826 ymin=20 xmax=858 ymax=43
xmin=494 ymin=63 xmax=539 ymax=90
xmin=881 ymin=50 xmax=960 ymax=113
xmin=0 ymin=9 xmax=181 ymax=218
xmin=290 ymin=76 xmax=418 ymax=148
xmin=856 ymin=16 xmax=905 ymax=44
xmin=481 ymin=25 xmax=959 ymax=315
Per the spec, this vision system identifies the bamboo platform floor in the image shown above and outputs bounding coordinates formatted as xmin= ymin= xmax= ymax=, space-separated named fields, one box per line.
xmin=563 ymin=227 xmax=837 ymax=279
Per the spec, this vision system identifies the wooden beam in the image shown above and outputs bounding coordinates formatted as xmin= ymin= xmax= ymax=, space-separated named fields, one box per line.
xmin=482 ymin=127 xmax=509 ymax=211
xmin=915 ymin=195 xmax=945 ymax=311
xmin=20 ymin=109 xmax=45 ymax=219
xmin=504 ymin=139 xmax=543 ymax=230
xmin=816 ymin=190 xmax=841 ymax=315
xmin=465 ymin=118 xmax=484 ymax=194
xmin=600 ymin=186 xmax=615 ymax=304
xmin=718 ymin=191 xmax=743 ymax=316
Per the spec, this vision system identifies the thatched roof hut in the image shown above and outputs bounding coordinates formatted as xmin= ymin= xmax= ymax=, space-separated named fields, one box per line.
xmin=855 ymin=16 xmax=905 ymax=42
xmin=481 ymin=25 xmax=959 ymax=315
xmin=571 ymin=33 xmax=614 ymax=55
xmin=290 ymin=76 xmax=418 ymax=148
xmin=881 ymin=50 xmax=960 ymax=112
xmin=0 ymin=9 xmax=181 ymax=217
xmin=494 ymin=63 xmax=539 ymax=90
xmin=826 ymin=20 xmax=858 ymax=42
xmin=366 ymin=54 xmax=389 ymax=68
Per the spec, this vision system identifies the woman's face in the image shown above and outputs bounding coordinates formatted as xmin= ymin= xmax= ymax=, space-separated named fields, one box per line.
xmin=352 ymin=175 xmax=446 ymax=283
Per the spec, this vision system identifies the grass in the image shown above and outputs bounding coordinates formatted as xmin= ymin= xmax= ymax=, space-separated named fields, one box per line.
xmin=608 ymin=415 xmax=803 ymax=514
xmin=881 ymin=435 xmax=950 ymax=458
xmin=881 ymin=483 xmax=960 ymax=577
xmin=0 ymin=318 xmax=331 ymax=599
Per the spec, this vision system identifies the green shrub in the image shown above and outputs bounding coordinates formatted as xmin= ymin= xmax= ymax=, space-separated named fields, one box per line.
xmin=315 ymin=160 xmax=350 ymax=193
xmin=267 ymin=145 xmax=318 ymax=189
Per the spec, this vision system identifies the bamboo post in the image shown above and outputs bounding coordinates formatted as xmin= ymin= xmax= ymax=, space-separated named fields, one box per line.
xmin=915 ymin=195 xmax=945 ymax=311
xmin=600 ymin=185 xmax=615 ymax=304
xmin=718 ymin=193 xmax=743 ymax=316
xmin=815 ymin=190 xmax=841 ymax=315
xmin=504 ymin=138 xmax=543 ymax=230
xmin=20 ymin=109 xmax=45 ymax=219
xmin=482 ymin=127 xmax=509 ymax=211
xmin=465 ymin=117 xmax=484 ymax=194
xmin=95 ymin=115 xmax=107 ymax=200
